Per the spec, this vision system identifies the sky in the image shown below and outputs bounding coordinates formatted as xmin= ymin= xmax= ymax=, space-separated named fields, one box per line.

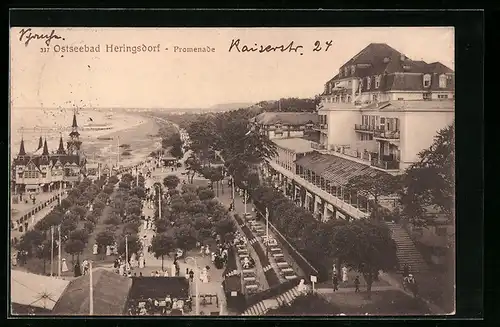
xmin=10 ymin=27 xmax=454 ymax=109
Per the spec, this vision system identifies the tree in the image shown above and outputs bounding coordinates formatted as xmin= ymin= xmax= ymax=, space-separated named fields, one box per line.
xmin=163 ymin=175 xmax=181 ymax=190
xmin=95 ymin=230 xmax=115 ymax=259
xmin=400 ymin=123 xmax=455 ymax=227
xmin=327 ymin=219 xmax=398 ymax=299
xmin=130 ymin=186 xmax=146 ymax=199
xmin=31 ymin=238 xmax=57 ymax=275
xmin=69 ymin=229 xmax=90 ymax=245
xmin=185 ymin=154 xmax=202 ymax=183
xmin=151 ymin=233 xmax=176 ymax=270
xmin=64 ymin=239 xmax=85 ymax=267
xmin=344 ymin=173 xmax=400 ymax=221
xmin=197 ymin=187 xmax=215 ymax=201
xmin=162 ymin=133 xmax=184 ymax=159
xmin=173 ymin=225 xmax=199 ymax=251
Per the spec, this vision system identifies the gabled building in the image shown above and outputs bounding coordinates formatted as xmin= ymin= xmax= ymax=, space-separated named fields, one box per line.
xmin=12 ymin=113 xmax=87 ymax=194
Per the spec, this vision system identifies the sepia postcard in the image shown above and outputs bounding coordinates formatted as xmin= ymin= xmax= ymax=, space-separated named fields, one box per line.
xmin=9 ymin=26 xmax=456 ymax=317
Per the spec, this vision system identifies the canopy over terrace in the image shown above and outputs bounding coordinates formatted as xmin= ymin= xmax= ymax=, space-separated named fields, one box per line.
xmin=127 ymin=277 xmax=190 ymax=301
xmin=11 ymin=270 xmax=70 ymax=313
xmin=291 ymin=151 xmax=393 ymax=214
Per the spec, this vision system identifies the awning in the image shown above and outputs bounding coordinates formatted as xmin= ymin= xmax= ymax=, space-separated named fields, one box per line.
xmin=26 ymin=185 xmax=39 ymax=190
xmin=295 ymin=152 xmax=389 ymax=186
xmin=11 ymin=270 xmax=69 ymax=310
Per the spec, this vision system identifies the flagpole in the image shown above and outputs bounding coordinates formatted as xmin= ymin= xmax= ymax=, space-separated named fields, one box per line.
xmin=266 ymin=208 xmax=269 ymax=256
xmin=49 ymin=226 xmax=54 ymax=277
xmin=89 ymin=260 xmax=94 ymax=315
xmin=58 ymin=225 xmax=62 ymax=277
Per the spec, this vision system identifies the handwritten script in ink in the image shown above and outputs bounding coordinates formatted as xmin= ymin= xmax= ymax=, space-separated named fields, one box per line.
xmin=18 ymin=28 xmax=64 ymax=47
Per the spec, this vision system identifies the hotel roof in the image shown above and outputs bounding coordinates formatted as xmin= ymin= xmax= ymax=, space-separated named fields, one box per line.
xmin=273 ymin=138 xmax=314 ymax=154
xmin=360 ymin=99 xmax=455 ymax=112
xmin=250 ymin=112 xmax=318 ymax=126
xmin=295 ymin=151 xmax=389 ymax=186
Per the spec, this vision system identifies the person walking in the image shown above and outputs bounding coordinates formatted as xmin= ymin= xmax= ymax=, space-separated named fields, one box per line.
xmin=354 ymin=276 xmax=360 ymax=293
xmin=332 ymin=273 xmax=339 ymax=292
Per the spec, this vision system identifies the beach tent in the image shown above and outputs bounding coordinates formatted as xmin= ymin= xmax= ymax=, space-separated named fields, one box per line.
xmin=10 ymin=270 xmax=70 ymax=313
xmin=52 ymin=268 xmax=133 ymax=315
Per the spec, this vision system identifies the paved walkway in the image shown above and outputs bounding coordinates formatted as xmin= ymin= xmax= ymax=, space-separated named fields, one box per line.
xmin=136 ymin=173 xmax=227 ymax=315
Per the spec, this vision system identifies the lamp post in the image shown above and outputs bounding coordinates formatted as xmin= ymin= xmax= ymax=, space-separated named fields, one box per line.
xmin=125 ymin=234 xmax=129 ymax=271
xmin=185 ymin=256 xmax=199 ymax=316
xmin=89 ymin=260 xmax=94 ymax=315
xmin=156 ymin=184 xmax=162 ymax=220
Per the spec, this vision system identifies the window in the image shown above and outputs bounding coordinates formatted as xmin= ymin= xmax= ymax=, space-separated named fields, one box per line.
xmin=347 ymin=95 xmax=351 ymax=102
xmin=438 ymin=94 xmax=449 ymax=99
xmin=397 ymin=97 xmax=404 ymax=100
xmin=373 ymin=94 xmax=378 ymax=102
xmin=359 ymin=79 xmax=364 ymax=90
xmin=345 ymin=66 xmax=349 ymax=76
xmin=423 ymin=74 xmax=431 ymax=88
xmin=348 ymin=80 xmax=352 ymax=87
xmin=423 ymin=92 xmax=432 ymax=100
xmin=351 ymin=65 xmax=356 ymax=75
xmin=339 ymin=69 xmax=342 ymax=78
xmin=439 ymin=74 xmax=447 ymax=88
xmin=367 ymin=77 xmax=372 ymax=90
xmin=380 ymin=117 xmax=386 ymax=129
xmin=375 ymin=75 xmax=381 ymax=88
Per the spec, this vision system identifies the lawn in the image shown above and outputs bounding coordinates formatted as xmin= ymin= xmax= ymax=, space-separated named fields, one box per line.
xmin=321 ymin=290 xmax=431 ymax=316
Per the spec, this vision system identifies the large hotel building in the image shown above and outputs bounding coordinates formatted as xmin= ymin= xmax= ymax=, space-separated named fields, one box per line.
xmin=258 ymin=43 xmax=454 ymax=222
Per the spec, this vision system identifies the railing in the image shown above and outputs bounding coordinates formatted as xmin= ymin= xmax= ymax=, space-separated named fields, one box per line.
xmin=354 ymin=124 xmax=376 ymax=132
xmin=313 ymin=124 xmax=328 ymax=130
xmin=374 ymin=130 xmax=400 ymax=139
xmin=310 ymin=142 xmax=326 ymax=150
xmin=371 ymin=159 xmax=400 ymax=170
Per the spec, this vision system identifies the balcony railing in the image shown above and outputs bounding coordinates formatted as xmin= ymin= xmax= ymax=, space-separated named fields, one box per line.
xmin=354 ymin=124 xmax=377 ymax=132
xmin=374 ymin=130 xmax=400 ymax=140
xmin=313 ymin=123 xmax=328 ymax=130
xmin=371 ymin=159 xmax=400 ymax=170
xmin=310 ymin=142 xmax=327 ymax=150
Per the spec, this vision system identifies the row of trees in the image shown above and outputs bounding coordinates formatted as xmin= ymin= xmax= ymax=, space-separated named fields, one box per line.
xmin=94 ymin=173 xmax=148 ymax=262
xmin=150 ymin=182 xmax=236 ymax=269
xmin=16 ymin=176 xmax=116 ymax=273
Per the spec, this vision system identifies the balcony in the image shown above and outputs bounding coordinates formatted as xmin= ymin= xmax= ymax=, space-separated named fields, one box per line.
xmin=310 ymin=142 xmax=327 ymax=150
xmin=313 ymin=123 xmax=328 ymax=131
xmin=354 ymin=124 xmax=376 ymax=133
xmin=371 ymin=159 xmax=400 ymax=170
xmin=374 ymin=130 xmax=400 ymax=140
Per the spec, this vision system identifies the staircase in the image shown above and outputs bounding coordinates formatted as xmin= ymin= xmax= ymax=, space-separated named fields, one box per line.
xmin=241 ymin=285 xmax=310 ymax=316
xmin=385 ymin=221 xmax=429 ymax=273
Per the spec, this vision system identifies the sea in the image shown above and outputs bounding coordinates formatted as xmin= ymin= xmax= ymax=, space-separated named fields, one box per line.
xmin=10 ymin=107 xmax=147 ymax=160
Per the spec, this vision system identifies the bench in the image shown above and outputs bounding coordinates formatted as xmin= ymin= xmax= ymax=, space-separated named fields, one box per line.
xmin=276 ymin=262 xmax=289 ymax=267
xmin=272 ymin=253 xmax=284 ymax=258
xmin=237 ymin=248 xmax=248 ymax=253
xmin=238 ymin=254 xmax=248 ymax=258
xmin=280 ymin=267 xmax=294 ymax=273
xmin=285 ymin=275 xmax=297 ymax=280
xmin=245 ymin=284 xmax=258 ymax=289
xmin=270 ymin=247 xmax=281 ymax=252
xmin=243 ymin=276 xmax=256 ymax=281
xmin=242 ymin=269 xmax=255 ymax=274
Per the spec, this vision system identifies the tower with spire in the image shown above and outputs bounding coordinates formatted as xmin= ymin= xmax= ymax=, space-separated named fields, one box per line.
xmin=67 ymin=110 xmax=82 ymax=155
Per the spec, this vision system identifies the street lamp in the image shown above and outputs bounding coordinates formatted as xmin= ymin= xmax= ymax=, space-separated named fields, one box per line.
xmin=185 ymin=256 xmax=199 ymax=316
xmin=155 ymin=184 xmax=162 ymax=220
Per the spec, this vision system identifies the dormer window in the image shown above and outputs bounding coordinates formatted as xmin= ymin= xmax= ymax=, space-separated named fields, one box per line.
xmin=359 ymin=78 xmax=364 ymax=90
xmin=351 ymin=65 xmax=355 ymax=75
xmin=439 ymin=74 xmax=447 ymax=88
xmin=423 ymin=74 xmax=431 ymax=88
xmin=375 ymin=75 xmax=381 ymax=89
xmin=339 ymin=69 xmax=343 ymax=77
xmin=344 ymin=66 xmax=349 ymax=76
xmin=367 ymin=77 xmax=372 ymax=90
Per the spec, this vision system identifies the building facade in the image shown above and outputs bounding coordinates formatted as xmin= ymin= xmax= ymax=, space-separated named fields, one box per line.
xmin=250 ymin=112 xmax=318 ymax=140
xmin=12 ymin=113 xmax=87 ymax=194
xmin=315 ymin=43 xmax=455 ymax=172
xmin=261 ymin=42 xmax=453 ymax=222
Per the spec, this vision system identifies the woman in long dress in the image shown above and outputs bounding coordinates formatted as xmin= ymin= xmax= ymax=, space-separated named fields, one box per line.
xmin=61 ymin=258 xmax=69 ymax=272
xmin=342 ymin=266 xmax=348 ymax=283
xmin=93 ymin=243 xmax=98 ymax=255
xmin=106 ymin=245 xmax=112 ymax=256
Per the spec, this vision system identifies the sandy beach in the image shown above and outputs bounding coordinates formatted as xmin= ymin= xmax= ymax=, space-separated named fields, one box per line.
xmin=10 ymin=108 xmax=161 ymax=165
